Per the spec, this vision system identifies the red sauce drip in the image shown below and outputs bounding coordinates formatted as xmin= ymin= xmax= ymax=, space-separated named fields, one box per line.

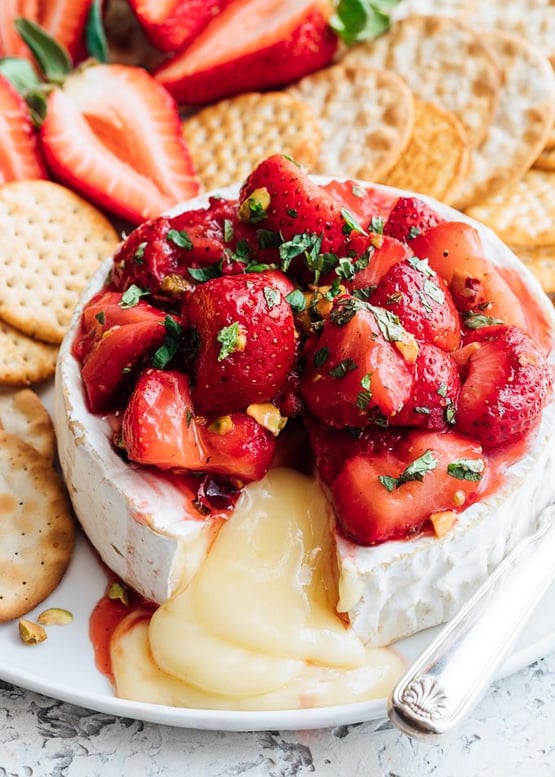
xmin=89 ymin=575 xmax=155 ymax=682
xmin=498 ymin=266 xmax=554 ymax=354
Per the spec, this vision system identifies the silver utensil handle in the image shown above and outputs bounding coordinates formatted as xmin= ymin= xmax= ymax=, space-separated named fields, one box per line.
xmin=388 ymin=503 xmax=555 ymax=739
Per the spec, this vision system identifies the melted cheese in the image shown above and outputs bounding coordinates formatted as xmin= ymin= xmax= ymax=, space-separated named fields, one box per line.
xmin=110 ymin=469 xmax=404 ymax=709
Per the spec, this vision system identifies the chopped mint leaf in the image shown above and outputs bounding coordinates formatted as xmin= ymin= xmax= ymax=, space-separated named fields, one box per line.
xmin=463 ymin=312 xmax=505 ymax=329
xmin=167 ymin=228 xmax=193 ymax=250
xmin=341 ymin=207 xmax=367 ymax=236
xmin=313 ymin=346 xmax=330 ymax=368
xmin=447 ymin=458 xmax=485 ymax=482
xmin=370 ymin=215 xmax=385 ymax=234
xmin=379 ymin=449 xmax=438 ymax=491
xmin=329 ymin=358 xmax=357 ymax=378
xmin=264 ymin=286 xmax=281 ymax=310
xmin=217 ymin=321 xmax=244 ymax=361
xmin=133 ymin=241 xmax=147 ymax=264
xmin=119 ymin=284 xmax=149 ymax=308
xmin=188 ymin=263 xmax=222 ymax=283
xmin=285 ymin=289 xmax=306 ymax=312
xmin=223 ymin=218 xmax=234 ymax=243
xmin=152 ymin=315 xmax=183 ymax=369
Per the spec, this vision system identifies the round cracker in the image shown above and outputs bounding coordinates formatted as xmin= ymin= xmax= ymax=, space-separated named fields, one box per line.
xmin=0 ymin=181 xmax=120 ymax=345
xmin=0 ymin=388 xmax=56 ymax=461
xmin=0 ymin=430 xmax=75 ymax=622
xmin=343 ymin=14 xmax=501 ymax=149
xmin=0 ymin=319 xmax=58 ymax=386
xmin=534 ymin=145 xmax=555 ymax=172
xmin=491 ymin=7 xmax=555 ymax=67
xmin=182 ymin=91 xmax=321 ymax=191
xmin=467 ymin=169 xmax=555 ymax=246
xmin=392 ymin=0 xmax=477 ymax=20
xmin=287 ymin=63 xmax=415 ymax=181
xmin=382 ymin=98 xmax=469 ymax=203
xmin=451 ymin=31 xmax=555 ymax=210
xmin=509 ymin=244 xmax=555 ymax=297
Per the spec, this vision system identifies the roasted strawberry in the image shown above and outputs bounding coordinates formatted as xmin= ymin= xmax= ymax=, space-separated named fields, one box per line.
xmin=345 ymin=234 xmax=412 ymax=296
xmin=127 ymin=0 xmax=222 ymax=52
xmin=0 ymin=73 xmax=47 ymax=184
xmin=239 ymin=154 xmax=371 ymax=269
xmin=371 ymin=256 xmax=461 ymax=351
xmin=154 ymin=0 xmax=338 ymax=105
xmin=300 ymin=295 xmax=414 ymax=428
xmin=182 ymin=271 xmax=298 ymax=415
xmin=383 ymin=196 xmax=445 ymax=243
xmin=322 ymin=179 xmax=396 ymax=229
xmin=455 ymin=325 xmax=553 ymax=449
xmin=38 ymin=63 xmax=199 ymax=224
xmin=73 ymin=289 xmax=168 ymax=361
xmin=410 ymin=222 xmax=526 ymax=329
xmin=391 ymin=343 xmax=460 ymax=430
xmin=332 ymin=430 xmax=487 ymax=545
xmin=121 ymin=368 xmax=276 ymax=482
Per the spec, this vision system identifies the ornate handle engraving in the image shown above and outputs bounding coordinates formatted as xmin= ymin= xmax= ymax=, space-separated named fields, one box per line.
xmin=400 ymin=677 xmax=447 ymax=722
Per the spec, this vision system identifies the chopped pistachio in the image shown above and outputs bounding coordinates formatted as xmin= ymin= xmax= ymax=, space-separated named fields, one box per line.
xmin=394 ymin=332 xmax=419 ymax=364
xmin=19 ymin=618 xmax=47 ymax=644
xmin=108 ymin=581 xmax=129 ymax=605
xmin=246 ymin=403 xmax=287 ymax=436
xmin=429 ymin=510 xmax=457 ymax=538
xmin=238 ymin=187 xmax=270 ymax=223
xmin=37 ymin=607 xmax=73 ymax=626
xmin=208 ymin=415 xmax=234 ymax=435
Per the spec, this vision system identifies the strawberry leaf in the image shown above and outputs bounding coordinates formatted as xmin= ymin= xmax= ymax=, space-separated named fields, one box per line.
xmin=330 ymin=0 xmax=399 ymax=46
xmin=14 ymin=18 xmax=72 ymax=84
xmin=86 ymin=0 xmax=109 ymax=64
xmin=0 ymin=56 xmax=41 ymax=94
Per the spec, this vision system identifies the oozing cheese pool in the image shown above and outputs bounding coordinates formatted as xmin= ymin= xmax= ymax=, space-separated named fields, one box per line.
xmin=110 ymin=469 xmax=403 ymax=709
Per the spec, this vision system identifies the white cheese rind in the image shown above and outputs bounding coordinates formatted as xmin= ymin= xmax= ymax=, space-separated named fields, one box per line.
xmin=54 ymin=180 xmax=555 ymax=643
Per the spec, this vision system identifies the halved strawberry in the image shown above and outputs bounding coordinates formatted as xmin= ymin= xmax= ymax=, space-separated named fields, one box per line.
xmin=383 ymin=196 xmax=445 ymax=243
xmin=322 ymin=179 xmax=396 ymax=228
xmin=154 ymin=0 xmax=338 ymax=105
xmin=332 ymin=430 xmax=486 ymax=545
xmin=39 ymin=64 xmax=199 ymax=224
xmin=455 ymin=325 xmax=553 ymax=448
xmin=0 ymin=73 xmax=47 ymax=183
xmin=410 ymin=222 xmax=526 ymax=329
xmin=300 ymin=295 xmax=414 ymax=428
xmin=0 ymin=0 xmax=39 ymax=60
xmin=38 ymin=0 xmax=94 ymax=62
xmin=127 ymin=0 xmax=222 ymax=52
xmin=391 ymin=343 xmax=461 ymax=431
xmin=371 ymin=256 xmax=461 ymax=351
xmin=182 ymin=270 xmax=298 ymax=415
xmin=121 ymin=368 xmax=276 ymax=482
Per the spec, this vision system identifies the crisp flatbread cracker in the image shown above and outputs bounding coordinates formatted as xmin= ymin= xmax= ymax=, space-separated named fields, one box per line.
xmin=0 ymin=319 xmax=58 ymax=386
xmin=287 ymin=63 xmax=415 ymax=182
xmin=182 ymin=91 xmax=321 ymax=191
xmin=452 ymin=31 xmax=555 ymax=210
xmin=0 ymin=430 xmax=75 ymax=622
xmin=0 ymin=388 xmax=56 ymax=461
xmin=382 ymin=98 xmax=469 ymax=203
xmin=0 ymin=180 xmax=119 ymax=345
xmin=509 ymin=244 xmax=555 ymax=296
xmin=343 ymin=14 xmax=501 ymax=149
xmin=467 ymin=170 xmax=555 ymax=246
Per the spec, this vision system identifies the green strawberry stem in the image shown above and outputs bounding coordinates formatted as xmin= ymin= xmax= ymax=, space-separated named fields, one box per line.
xmin=13 ymin=17 xmax=72 ymax=84
xmin=85 ymin=0 xmax=109 ymax=65
xmin=330 ymin=0 xmax=401 ymax=46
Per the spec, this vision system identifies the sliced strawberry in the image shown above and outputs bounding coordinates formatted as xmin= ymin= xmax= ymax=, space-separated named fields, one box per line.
xmin=0 ymin=0 xmax=39 ymax=60
xmin=371 ymin=256 xmax=461 ymax=351
xmin=128 ymin=0 xmax=222 ymax=52
xmin=410 ymin=222 xmax=526 ymax=329
xmin=383 ymin=196 xmax=445 ymax=243
xmin=0 ymin=73 xmax=47 ymax=184
xmin=300 ymin=295 xmax=414 ymax=428
xmin=391 ymin=343 xmax=461 ymax=431
xmin=322 ymin=179 xmax=396 ymax=228
xmin=183 ymin=270 xmax=298 ymax=415
xmin=345 ymin=234 xmax=412 ymax=295
xmin=80 ymin=314 xmax=181 ymax=413
xmin=39 ymin=64 xmax=199 ymax=224
xmin=38 ymin=0 xmax=94 ymax=62
xmin=332 ymin=430 xmax=486 ymax=545
xmin=73 ymin=289 xmax=168 ymax=361
xmin=154 ymin=0 xmax=338 ymax=105
xmin=121 ymin=368 xmax=276 ymax=482
xmin=455 ymin=325 xmax=553 ymax=449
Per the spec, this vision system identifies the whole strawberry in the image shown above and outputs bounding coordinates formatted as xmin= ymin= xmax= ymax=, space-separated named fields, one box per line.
xmin=183 ymin=270 xmax=298 ymax=414
xmin=455 ymin=325 xmax=553 ymax=448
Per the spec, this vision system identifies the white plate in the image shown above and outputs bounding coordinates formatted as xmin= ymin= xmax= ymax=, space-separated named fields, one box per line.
xmin=0 ymin=520 xmax=554 ymax=732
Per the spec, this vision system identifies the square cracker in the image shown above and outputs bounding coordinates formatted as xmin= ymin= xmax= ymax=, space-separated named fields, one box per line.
xmin=343 ymin=14 xmax=501 ymax=150
xmin=0 ymin=180 xmax=119 ymax=345
xmin=287 ymin=63 xmax=415 ymax=182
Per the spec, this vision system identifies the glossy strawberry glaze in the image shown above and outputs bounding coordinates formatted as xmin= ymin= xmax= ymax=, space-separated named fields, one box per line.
xmin=499 ymin=266 xmax=554 ymax=355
